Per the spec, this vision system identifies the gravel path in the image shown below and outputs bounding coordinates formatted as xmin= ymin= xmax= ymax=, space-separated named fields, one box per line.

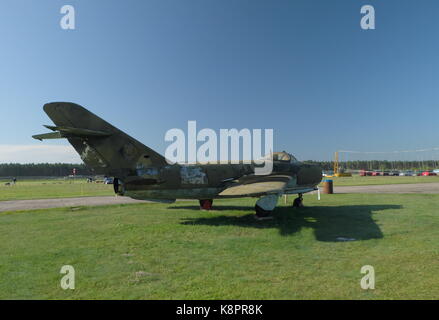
xmin=0 ymin=196 xmax=146 ymax=212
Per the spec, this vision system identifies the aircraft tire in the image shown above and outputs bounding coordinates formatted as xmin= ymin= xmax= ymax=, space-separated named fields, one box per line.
xmin=199 ymin=199 xmax=213 ymax=210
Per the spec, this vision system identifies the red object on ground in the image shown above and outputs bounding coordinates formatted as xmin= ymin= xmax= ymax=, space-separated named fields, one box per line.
xmin=422 ymin=171 xmax=437 ymax=176
xmin=199 ymin=199 xmax=213 ymax=210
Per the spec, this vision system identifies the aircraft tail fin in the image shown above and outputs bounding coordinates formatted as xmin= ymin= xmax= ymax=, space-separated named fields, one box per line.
xmin=33 ymin=102 xmax=168 ymax=176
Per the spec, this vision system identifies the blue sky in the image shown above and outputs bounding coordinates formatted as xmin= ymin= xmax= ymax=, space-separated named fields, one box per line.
xmin=1 ymin=0 xmax=439 ymax=162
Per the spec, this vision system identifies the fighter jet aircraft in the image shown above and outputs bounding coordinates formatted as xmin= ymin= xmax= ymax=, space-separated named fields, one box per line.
xmin=33 ymin=102 xmax=322 ymax=219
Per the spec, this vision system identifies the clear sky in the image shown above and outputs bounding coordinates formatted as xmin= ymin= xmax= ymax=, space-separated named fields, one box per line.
xmin=1 ymin=0 xmax=439 ymax=162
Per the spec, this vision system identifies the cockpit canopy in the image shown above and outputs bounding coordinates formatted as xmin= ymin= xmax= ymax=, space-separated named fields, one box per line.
xmin=260 ymin=151 xmax=298 ymax=163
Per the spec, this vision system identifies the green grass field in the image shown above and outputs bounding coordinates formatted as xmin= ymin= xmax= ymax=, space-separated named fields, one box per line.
xmin=1 ymin=176 xmax=439 ymax=202
xmin=0 ymin=179 xmax=113 ymax=201
xmin=321 ymin=175 xmax=439 ymax=186
xmin=1 ymin=194 xmax=438 ymax=299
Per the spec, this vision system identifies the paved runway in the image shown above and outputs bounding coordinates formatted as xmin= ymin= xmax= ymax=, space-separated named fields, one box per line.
xmin=334 ymin=182 xmax=439 ymax=194
xmin=2 ymin=183 xmax=439 ymax=212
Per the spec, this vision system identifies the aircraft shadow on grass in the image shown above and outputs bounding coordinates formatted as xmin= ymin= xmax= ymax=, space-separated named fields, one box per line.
xmin=173 ymin=204 xmax=402 ymax=241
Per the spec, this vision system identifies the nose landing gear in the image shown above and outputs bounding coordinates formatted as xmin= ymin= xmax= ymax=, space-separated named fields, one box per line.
xmin=293 ymin=193 xmax=304 ymax=208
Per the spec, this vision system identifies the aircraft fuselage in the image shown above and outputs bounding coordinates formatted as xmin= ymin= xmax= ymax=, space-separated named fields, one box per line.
xmin=117 ymin=161 xmax=322 ymax=201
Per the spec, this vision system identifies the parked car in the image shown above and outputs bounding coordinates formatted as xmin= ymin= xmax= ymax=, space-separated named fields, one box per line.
xmin=382 ymin=171 xmax=390 ymax=176
xmin=389 ymin=171 xmax=399 ymax=176
xmin=422 ymin=171 xmax=437 ymax=176
xmin=399 ymin=170 xmax=414 ymax=176
xmin=104 ymin=177 xmax=114 ymax=184
xmin=371 ymin=171 xmax=381 ymax=176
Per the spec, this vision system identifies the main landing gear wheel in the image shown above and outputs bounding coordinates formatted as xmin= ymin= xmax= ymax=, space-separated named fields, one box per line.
xmin=293 ymin=194 xmax=304 ymax=208
xmin=254 ymin=205 xmax=274 ymax=220
xmin=199 ymin=199 xmax=213 ymax=210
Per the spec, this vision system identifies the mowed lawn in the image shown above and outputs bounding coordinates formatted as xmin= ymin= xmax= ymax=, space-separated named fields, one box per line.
xmin=321 ymin=175 xmax=439 ymax=187
xmin=1 ymin=176 xmax=439 ymax=202
xmin=0 ymin=179 xmax=113 ymax=201
xmin=0 ymin=194 xmax=438 ymax=299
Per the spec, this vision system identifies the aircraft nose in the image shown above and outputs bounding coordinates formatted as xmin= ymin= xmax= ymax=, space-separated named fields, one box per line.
xmin=297 ymin=164 xmax=322 ymax=186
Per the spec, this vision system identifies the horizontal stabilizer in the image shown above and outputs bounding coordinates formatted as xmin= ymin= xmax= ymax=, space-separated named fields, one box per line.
xmin=43 ymin=125 xmax=112 ymax=137
xmin=32 ymin=131 xmax=63 ymax=141
xmin=32 ymin=125 xmax=112 ymax=141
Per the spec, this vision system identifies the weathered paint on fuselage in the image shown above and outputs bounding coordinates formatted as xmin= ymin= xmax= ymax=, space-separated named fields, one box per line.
xmin=121 ymin=160 xmax=322 ymax=200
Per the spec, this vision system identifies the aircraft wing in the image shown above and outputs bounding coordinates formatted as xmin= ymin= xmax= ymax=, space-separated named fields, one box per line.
xmin=219 ymin=175 xmax=292 ymax=197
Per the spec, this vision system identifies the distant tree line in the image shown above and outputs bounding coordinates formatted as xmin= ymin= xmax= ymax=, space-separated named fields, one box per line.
xmin=0 ymin=163 xmax=92 ymax=177
xmin=2 ymin=160 xmax=439 ymax=177
xmin=303 ymin=160 xmax=439 ymax=171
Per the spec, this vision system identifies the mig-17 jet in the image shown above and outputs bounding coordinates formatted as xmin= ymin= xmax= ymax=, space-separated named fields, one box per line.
xmin=33 ymin=102 xmax=322 ymax=219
